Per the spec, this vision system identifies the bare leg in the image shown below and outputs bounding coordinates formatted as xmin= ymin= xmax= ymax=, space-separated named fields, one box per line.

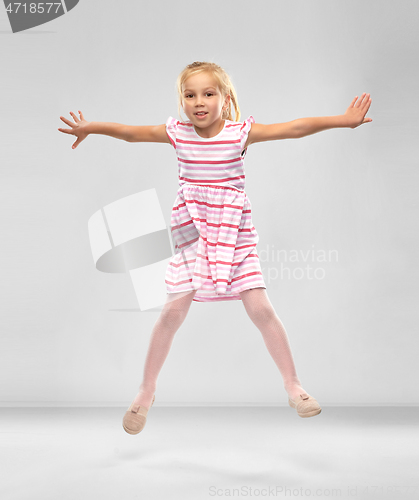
xmin=239 ymin=288 xmax=306 ymax=400
xmin=132 ymin=290 xmax=197 ymax=408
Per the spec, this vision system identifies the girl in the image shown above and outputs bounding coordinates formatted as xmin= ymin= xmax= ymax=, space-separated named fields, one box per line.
xmin=58 ymin=61 xmax=372 ymax=435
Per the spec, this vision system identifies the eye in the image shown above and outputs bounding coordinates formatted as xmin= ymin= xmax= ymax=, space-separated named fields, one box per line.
xmin=205 ymin=92 xmax=214 ymax=97
xmin=185 ymin=94 xmax=193 ymax=98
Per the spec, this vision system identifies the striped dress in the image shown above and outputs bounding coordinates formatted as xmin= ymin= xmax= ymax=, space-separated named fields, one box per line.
xmin=165 ymin=115 xmax=266 ymax=303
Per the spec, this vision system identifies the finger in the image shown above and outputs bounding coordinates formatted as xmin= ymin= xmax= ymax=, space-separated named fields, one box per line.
xmin=78 ymin=110 xmax=85 ymax=120
xmin=350 ymin=96 xmax=358 ymax=107
xmin=354 ymin=93 xmax=366 ymax=107
xmin=361 ymin=117 xmax=373 ymax=124
xmin=72 ymin=139 xmax=79 ymax=149
xmin=59 ymin=116 xmax=75 ymax=127
xmin=69 ymin=111 xmax=79 ymax=123
xmin=360 ymin=95 xmax=371 ymax=112
xmin=58 ymin=128 xmax=73 ymax=134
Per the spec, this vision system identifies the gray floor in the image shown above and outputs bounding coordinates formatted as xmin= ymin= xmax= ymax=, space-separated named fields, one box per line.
xmin=1 ymin=406 xmax=418 ymax=500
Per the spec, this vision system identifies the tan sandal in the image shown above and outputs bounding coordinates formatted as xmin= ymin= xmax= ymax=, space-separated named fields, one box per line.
xmin=122 ymin=394 xmax=155 ymax=435
xmin=288 ymin=393 xmax=321 ymax=418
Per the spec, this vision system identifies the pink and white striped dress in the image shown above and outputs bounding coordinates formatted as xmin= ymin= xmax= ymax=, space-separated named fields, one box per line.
xmin=165 ymin=115 xmax=266 ymax=303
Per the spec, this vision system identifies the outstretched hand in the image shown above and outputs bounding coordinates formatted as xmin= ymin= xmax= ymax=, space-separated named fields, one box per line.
xmin=344 ymin=93 xmax=372 ymax=129
xmin=58 ymin=110 xmax=90 ymax=149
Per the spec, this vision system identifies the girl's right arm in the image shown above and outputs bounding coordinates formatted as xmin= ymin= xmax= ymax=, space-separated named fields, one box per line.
xmin=58 ymin=110 xmax=170 ymax=149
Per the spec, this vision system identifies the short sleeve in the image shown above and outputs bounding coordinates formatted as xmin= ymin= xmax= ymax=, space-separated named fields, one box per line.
xmin=239 ymin=115 xmax=255 ymax=157
xmin=166 ymin=116 xmax=178 ymax=149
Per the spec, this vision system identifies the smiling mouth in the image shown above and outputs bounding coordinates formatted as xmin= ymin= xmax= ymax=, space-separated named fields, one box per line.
xmin=195 ymin=112 xmax=208 ymax=116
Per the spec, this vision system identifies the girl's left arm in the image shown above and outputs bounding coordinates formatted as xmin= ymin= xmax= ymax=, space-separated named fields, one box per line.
xmin=247 ymin=93 xmax=372 ymax=147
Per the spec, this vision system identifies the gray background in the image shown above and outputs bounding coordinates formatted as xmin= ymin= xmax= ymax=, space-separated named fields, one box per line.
xmin=1 ymin=0 xmax=417 ymax=407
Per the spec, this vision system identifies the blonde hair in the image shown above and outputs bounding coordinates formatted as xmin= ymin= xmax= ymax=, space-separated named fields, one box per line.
xmin=176 ymin=61 xmax=241 ymax=122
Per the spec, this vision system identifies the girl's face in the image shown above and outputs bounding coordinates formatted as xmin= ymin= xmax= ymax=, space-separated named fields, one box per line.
xmin=181 ymin=72 xmax=230 ymax=129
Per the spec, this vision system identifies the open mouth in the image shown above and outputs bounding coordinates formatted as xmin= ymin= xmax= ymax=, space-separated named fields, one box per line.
xmin=195 ymin=112 xmax=208 ymax=116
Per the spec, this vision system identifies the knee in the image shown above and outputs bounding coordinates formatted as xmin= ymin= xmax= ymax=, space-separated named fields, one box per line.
xmin=246 ymin=303 xmax=276 ymax=325
xmin=159 ymin=304 xmax=188 ymax=327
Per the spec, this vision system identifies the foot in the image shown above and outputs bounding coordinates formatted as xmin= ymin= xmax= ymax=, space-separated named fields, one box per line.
xmin=285 ymin=385 xmax=307 ymax=401
xmin=123 ymin=394 xmax=155 ymax=435
xmin=131 ymin=391 xmax=154 ymax=410
xmin=288 ymin=393 xmax=322 ymax=418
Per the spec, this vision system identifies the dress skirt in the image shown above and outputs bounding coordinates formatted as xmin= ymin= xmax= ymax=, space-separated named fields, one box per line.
xmin=165 ymin=183 xmax=266 ymax=303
